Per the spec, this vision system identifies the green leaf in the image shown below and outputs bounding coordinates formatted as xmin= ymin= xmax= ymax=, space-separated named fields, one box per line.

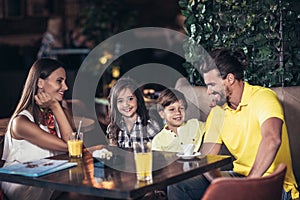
xmin=179 ymin=0 xmax=300 ymax=86
xmin=178 ymin=0 xmax=189 ymax=8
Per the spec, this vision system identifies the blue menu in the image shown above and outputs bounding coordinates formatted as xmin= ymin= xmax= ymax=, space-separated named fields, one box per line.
xmin=0 ymin=159 xmax=77 ymax=177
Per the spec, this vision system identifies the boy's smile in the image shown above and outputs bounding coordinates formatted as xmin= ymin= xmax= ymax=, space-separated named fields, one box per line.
xmin=159 ymin=100 xmax=186 ymax=133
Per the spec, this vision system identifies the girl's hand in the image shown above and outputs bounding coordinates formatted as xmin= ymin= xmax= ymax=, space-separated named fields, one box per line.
xmin=34 ymin=92 xmax=58 ymax=110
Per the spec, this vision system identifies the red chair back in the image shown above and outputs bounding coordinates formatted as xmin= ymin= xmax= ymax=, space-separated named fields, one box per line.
xmin=202 ymin=163 xmax=287 ymax=200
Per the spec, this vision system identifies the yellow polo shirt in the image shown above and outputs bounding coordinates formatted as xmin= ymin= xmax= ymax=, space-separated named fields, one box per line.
xmin=152 ymin=119 xmax=205 ymax=153
xmin=205 ymin=82 xmax=299 ymax=199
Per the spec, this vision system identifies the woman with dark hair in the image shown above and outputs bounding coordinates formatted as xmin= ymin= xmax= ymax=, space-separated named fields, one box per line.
xmin=106 ymin=77 xmax=160 ymax=148
xmin=1 ymin=58 xmax=73 ymax=200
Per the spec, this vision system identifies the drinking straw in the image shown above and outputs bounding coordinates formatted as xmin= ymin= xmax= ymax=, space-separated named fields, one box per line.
xmin=141 ymin=140 xmax=145 ymax=153
xmin=140 ymin=126 xmax=145 ymax=153
xmin=76 ymin=120 xmax=82 ymax=140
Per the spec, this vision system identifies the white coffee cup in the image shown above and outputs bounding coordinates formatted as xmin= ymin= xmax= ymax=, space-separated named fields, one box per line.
xmin=181 ymin=144 xmax=195 ymax=155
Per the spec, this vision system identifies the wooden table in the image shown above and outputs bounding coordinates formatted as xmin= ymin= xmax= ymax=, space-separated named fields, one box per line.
xmin=0 ymin=146 xmax=231 ymax=199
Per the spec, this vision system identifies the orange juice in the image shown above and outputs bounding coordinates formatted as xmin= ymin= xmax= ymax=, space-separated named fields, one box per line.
xmin=134 ymin=152 xmax=152 ymax=181
xmin=68 ymin=139 xmax=83 ymax=158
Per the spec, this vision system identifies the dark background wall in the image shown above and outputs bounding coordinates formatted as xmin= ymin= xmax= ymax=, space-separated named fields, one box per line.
xmin=0 ymin=0 xmax=182 ymax=118
xmin=0 ymin=0 xmax=299 ymax=118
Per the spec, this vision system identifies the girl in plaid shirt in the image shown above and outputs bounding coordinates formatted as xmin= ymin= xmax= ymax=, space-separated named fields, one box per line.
xmin=106 ymin=77 xmax=161 ymax=148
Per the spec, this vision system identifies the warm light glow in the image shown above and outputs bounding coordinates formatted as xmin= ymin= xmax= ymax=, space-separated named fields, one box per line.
xmin=99 ymin=57 xmax=108 ymax=65
xmin=108 ymin=79 xmax=117 ymax=88
xmin=100 ymin=180 xmax=115 ymax=189
xmin=112 ymin=66 xmax=120 ymax=78
xmin=99 ymin=51 xmax=113 ymax=64
xmin=143 ymin=89 xmax=155 ymax=95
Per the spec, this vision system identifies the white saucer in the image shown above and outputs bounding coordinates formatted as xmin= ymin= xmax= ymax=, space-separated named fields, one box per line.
xmin=176 ymin=152 xmax=201 ymax=160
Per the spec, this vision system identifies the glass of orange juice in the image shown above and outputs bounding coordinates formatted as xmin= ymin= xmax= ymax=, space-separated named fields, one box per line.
xmin=133 ymin=141 xmax=152 ymax=181
xmin=68 ymin=132 xmax=83 ymax=158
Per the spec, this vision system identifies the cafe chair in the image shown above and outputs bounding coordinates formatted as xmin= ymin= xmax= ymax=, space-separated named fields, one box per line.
xmin=202 ymin=163 xmax=287 ymax=200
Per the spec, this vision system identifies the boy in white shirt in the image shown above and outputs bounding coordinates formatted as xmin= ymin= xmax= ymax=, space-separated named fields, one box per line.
xmin=152 ymin=88 xmax=205 ymax=153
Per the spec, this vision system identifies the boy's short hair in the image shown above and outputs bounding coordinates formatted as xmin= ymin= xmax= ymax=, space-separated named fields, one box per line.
xmin=157 ymin=88 xmax=188 ymax=111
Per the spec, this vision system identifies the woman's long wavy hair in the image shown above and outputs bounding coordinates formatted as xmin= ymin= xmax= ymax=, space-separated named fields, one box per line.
xmin=9 ymin=58 xmax=66 ymax=126
xmin=107 ymin=77 xmax=149 ymax=142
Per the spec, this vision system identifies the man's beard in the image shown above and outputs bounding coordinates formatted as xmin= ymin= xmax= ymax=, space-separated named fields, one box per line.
xmin=216 ymin=92 xmax=227 ymax=106
xmin=209 ymin=86 xmax=229 ymax=107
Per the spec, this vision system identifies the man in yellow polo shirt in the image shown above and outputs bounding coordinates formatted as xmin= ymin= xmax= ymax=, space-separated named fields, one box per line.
xmin=168 ymin=48 xmax=299 ymax=199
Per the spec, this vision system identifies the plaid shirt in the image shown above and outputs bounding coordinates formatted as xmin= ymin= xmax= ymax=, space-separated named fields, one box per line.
xmin=117 ymin=116 xmax=160 ymax=148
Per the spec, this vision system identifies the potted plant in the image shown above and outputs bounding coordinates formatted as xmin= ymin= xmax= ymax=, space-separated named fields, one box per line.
xmin=79 ymin=0 xmax=138 ymax=45
xmin=179 ymin=0 xmax=300 ymax=87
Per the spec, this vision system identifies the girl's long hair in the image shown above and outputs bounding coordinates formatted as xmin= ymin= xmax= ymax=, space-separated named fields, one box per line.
xmin=107 ymin=77 xmax=149 ymax=142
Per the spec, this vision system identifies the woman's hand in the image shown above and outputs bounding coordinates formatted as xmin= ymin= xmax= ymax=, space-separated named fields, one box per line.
xmin=35 ymin=91 xmax=72 ymax=142
xmin=34 ymin=91 xmax=58 ymax=110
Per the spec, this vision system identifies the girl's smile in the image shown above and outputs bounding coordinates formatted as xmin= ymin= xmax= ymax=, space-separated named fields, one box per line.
xmin=117 ymin=88 xmax=138 ymax=119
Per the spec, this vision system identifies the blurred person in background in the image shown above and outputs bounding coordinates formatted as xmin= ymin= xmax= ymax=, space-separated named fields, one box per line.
xmin=37 ymin=16 xmax=64 ymax=59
